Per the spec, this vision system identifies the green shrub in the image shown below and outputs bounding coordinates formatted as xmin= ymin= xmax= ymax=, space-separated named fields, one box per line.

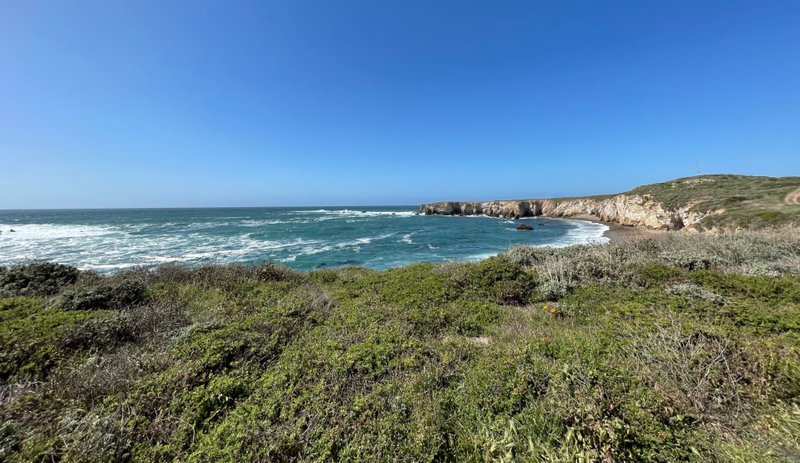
xmin=758 ymin=211 xmax=784 ymax=224
xmin=0 ymin=300 xmax=118 ymax=380
xmin=451 ymin=301 xmax=505 ymax=336
xmin=147 ymin=262 xmax=305 ymax=293
xmin=57 ymin=316 xmax=134 ymax=351
xmin=254 ymin=262 xmax=304 ymax=283
xmin=0 ymin=420 xmax=20 ymax=461
xmin=442 ymin=256 xmax=538 ymax=304
xmin=721 ymin=195 xmax=747 ymax=206
xmin=382 ymin=263 xmax=451 ymax=309
xmin=0 ymin=262 xmax=79 ymax=297
xmin=53 ymin=277 xmax=147 ymax=311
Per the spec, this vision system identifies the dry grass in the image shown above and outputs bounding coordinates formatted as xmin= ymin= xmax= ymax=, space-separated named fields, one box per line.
xmin=507 ymin=228 xmax=800 ymax=291
xmin=621 ymin=309 xmax=766 ymax=421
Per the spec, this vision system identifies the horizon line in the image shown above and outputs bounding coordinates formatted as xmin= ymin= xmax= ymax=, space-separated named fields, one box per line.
xmin=0 ymin=204 xmax=421 ymax=212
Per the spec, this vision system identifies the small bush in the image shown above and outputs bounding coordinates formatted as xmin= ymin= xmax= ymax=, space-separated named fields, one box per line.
xmin=308 ymin=268 xmax=340 ymax=284
xmin=0 ymin=262 xmax=79 ymax=297
xmin=505 ymin=245 xmax=558 ymax=267
xmin=0 ymin=420 xmax=20 ymax=460
xmin=54 ymin=278 xmax=147 ymax=311
xmin=738 ymin=261 xmax=782 ymax=277
xmin=721 ymin=195 xmax=747 ymax=206
xmin=146 ymin=262 xmax=305 ymax=293
xmin=383 ymin=263 xmax=451 ymax=309
xmin=714 ymin=401 xmax=800 ymax=462
xmin=52 ymin=407 xmax=133 ymax=462
xmin=0 ymin=301 xmax=121 ymax=380
xmin=758 ymin=211 xmax=784 ymax=224
xmin=254 ymin=262 xmax=303 ymax=283
xmin=538 ymin=279 xmax=572 ymax=300
xmin=124 ymin=301 xmax=190 ymax=341
xmin=667 ymin=283 xmax=724 ymax=305
xmin=659 ymin=250 xmax=723 ymax=271
xmin=443 ymin=256 xmax=538 ymax=305
xmin=57 ymin=316 xmax=134 ymax=352
xmin=622 ymin=312 xmax=763 ymax=420
xmin=451 ymin=301 xmax=505 ymax=336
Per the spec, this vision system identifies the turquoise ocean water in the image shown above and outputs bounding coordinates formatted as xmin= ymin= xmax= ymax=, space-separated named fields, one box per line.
xmin=0 ymin=207 xmax=608 ymax=272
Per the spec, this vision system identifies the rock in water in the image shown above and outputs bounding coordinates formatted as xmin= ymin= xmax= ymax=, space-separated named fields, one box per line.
xmin=515 ymin=224 xmax=534 ymax=231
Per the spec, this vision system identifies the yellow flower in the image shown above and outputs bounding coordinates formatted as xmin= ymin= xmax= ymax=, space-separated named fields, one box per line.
xmin=549 ymin=308 xmax=557 ymax=314
xmin=543 ymin=305 xmax=549 ymax=310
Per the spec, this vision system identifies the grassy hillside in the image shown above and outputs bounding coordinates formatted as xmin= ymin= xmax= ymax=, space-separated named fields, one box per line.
xmin=625 ymin=174 xmax=800 ymax=230
xmin=1 ymin=231 xmax=799 ymax=462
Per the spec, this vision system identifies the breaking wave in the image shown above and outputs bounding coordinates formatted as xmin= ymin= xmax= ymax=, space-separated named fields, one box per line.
xmin=0 ymin=209 xmax=609 ymax=272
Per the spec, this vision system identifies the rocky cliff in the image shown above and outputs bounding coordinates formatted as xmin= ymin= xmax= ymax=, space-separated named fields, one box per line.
xmin=419 ymin=194 xmax=717 ymax=230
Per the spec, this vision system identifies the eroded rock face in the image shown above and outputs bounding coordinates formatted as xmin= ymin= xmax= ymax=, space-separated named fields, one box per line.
xmin=420 ymin=194 xmax=714 ymax=230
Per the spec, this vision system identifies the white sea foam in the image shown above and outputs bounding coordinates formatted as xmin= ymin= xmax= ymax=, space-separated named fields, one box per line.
xmin=542 ymin=218 xmax=609 ymax=248
xmin=348 ymin=211 xmax=416 ymax=217
xmin=465 ymin=252 xmax=498 ymax=261
xmin=239 ymin=219 xmax=291 ymax=226
xmin=292 ymin=209 xmax=416 ymax=218
xmin=0 ymin=211 xmax=609 ymax=272
xmin=0 ymin=221 xmax=323 ymax=270
xmin=0 ymin=223 xmax=117 ymax=239
xmin=275 ymin=233 xmax=396 ymax=262
xmin=183 ymin=221 xmax=230 ymax=230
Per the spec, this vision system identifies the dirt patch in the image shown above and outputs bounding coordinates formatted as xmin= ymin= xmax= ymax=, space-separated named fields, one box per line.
xmin=785 ymin=187 xmax=800 ymax=206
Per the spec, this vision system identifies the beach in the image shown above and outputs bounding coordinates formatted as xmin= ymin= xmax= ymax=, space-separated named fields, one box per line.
xmin=567 ymin=214 xmax=666 ymax=242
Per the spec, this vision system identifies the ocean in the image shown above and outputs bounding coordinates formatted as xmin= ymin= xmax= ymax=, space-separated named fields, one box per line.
xmin=0 ymin=207 xmax=608 ymax=272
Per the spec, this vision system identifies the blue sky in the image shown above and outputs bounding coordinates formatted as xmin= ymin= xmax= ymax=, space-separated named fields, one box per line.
xmin=1 ymin=0 xmax=798 ymax=208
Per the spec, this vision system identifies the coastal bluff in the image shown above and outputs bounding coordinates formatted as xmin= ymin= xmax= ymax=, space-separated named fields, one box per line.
xmin=419 ymin=195 xmax=701 ymax=230
xmin=421 ymin=175 xmax=800 ymax=231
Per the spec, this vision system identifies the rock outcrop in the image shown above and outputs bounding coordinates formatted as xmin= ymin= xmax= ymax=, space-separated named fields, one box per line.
xmin=420 ymin=194 xmax=718 ymax=231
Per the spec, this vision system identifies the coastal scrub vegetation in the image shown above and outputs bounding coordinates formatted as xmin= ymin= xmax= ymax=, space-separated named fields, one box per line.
xmin=1 ymin=230 xmax=799 ymax=462
xmin=627 ymin=174 xmax=800 ymax=230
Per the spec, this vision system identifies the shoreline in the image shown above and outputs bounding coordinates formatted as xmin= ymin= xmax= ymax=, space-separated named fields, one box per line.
xmin=1 ymin=211 xmax=661 ymax=274
xmin=566 ymin=214 xmax=666 ymax=243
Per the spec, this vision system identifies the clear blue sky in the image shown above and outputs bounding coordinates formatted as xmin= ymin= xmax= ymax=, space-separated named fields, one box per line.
xmin=1 ymin=1 xmax=798 ymax=208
